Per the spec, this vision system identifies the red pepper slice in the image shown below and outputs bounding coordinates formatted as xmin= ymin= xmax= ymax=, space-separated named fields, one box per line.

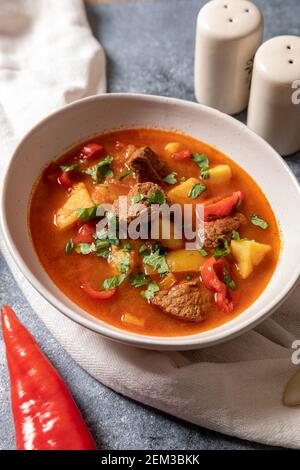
xmin=204 ymin=191 xmax=243 ymax=221
xmin=200 ymin=256 xmax=234 ymax=313
xmin=57 ymin=171 xmax=72 ymax=189
xmin=80 ymin=282 xmax=117 ymax=300
xmin=1 ymin=306 xmax=97 ymax=450
xmin=73 ymin=223 xmax=95 ymax=244
xmin=170 ymin=149 xmax=191 ymax=161
xmin=80 ymin=143 xmax=105 ymax=160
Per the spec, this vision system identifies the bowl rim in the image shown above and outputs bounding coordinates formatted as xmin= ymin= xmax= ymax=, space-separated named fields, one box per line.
xmin=1 ymin=92 xmax=300 ymax=350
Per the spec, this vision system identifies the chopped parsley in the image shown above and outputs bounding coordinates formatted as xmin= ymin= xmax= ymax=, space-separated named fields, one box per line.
xmin=119 ymin=169 xmax=135 ymax=180
xmin=231 ymin=230 xmax=241 ymax=240
xmin=199 ymin=248 xmax=208 ymax=257
xmin=129 ymin=272 xmax=151 ymax=288
xmin=186 ymin=274 xmax=193 ymax=281
xmin=163 ymin=172 xmax=177 ymax=185
xmin=191 ymin=153 xmax=210 ymax=179
xmin=147 ymin=189 xmax=166 ymax=205
xmin=142 ymin=281 xmax=160 ymax=300
xmin=131 ymin=193 xmax=144 ymax=204
xmin=224 ymin=267 xmax=236 ymax=290
xmin=76 ymin=206 xmax=98 ymax=222
xmin=213 ymin=237 xmax=231 ymax=260
xmin=81 ymin=156 xmax=114 ymax=183
xmin=250 ymin=215 xmax=269 ymax=230
xmin=118 ymin=252 xmax=131 ymax=274
xmin=143 ymin=249 xmax=169 ymax=275
xmin=75 ymin=242 xmax=96 ymax=255
xmin=138 ymin=244 xmax=149 ymax=255
xmin=60 ymin=164 xmax=80 ymax=172
xmin=188 ymin=183 xmax=207 ymax=199
xmin=102 ymin=273 xmax=126 ymax=290
xmin=65 ymin=239 xmax=74 ymax=254
xmin=123 ymin=243 xmax=132 ymax=252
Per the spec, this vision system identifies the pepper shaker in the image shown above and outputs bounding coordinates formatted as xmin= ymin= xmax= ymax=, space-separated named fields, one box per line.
xmin=247 ymin=35 xmax=300 ymax=156
xmin=194 ymin=0 xmax=264 ymax=115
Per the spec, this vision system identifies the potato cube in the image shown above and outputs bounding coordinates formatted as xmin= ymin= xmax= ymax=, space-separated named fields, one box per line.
xmin=231 ymin=239 xmax=271 ymax=279
xmin=122 ymin=313 xmax=144 ymax=327
xmin=208 ymin=165 xmax=232 ymax=184
xmin=56 ymin=183 xmax=93 ymax=230
xmin=166 ymin=249 xmax=206 ymax=272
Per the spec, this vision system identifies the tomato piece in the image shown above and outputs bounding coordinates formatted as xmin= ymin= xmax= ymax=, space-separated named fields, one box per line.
xmin=57 ymin=171 xmax=72 ymax=188
xmin=170 ymin=150 xmax=191 ymax=161
xmin=73 ymin=223 xmax=95 ymax=244
xmin=204 ymin=191 xmax=243 ymax=221
xmin=200 ymin=256 xmax=233 ymax=313
xmin=80 ymin=143 xmax=105 ymax=160
xmin=80 ymin=282 xmax=116 ymax=300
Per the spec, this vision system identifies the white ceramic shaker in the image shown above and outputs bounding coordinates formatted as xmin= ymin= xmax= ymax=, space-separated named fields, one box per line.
xmin=247 ymin=35 xmax=300 ymax=156
xmin=194 ymin=0 xmax=264 ymax=115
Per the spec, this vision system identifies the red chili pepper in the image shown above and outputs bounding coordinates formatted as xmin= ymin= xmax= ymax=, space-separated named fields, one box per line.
xmin=57 ymin=171 xmax=72 ymax=189
xmin=1 ymin=306 xmax=97 ymax=450
xmin=200 ymin=257 xmax=234 ymax=313
xmin=170 ymin=149 xmax=191 ymax=160
xmin=73 ymin=223 xmax=95 ymax=244
xmin=80 ymin=143 xmax=105 ymax=160
xmin=80 ymin=282 xmax=117 ymax=300
xmin=204 ymin=191 xmax=243 ymax=221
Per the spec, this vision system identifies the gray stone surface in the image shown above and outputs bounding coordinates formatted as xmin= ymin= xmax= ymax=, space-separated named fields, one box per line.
xmin=0 ymin=0 xmax=299 ymax=450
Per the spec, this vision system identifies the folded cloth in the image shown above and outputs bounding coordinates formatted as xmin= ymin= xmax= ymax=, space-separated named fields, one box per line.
xmin=1 ymin=0 xmax=300 ymax=450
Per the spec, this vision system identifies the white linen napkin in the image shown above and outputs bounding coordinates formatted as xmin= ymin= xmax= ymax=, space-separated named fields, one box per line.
xmin=1 ymin=0 xmax=300 ymax=449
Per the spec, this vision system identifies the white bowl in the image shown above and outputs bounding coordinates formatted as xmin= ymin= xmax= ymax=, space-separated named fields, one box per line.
xmin=1 ymin=94 xmax=300 ymax=350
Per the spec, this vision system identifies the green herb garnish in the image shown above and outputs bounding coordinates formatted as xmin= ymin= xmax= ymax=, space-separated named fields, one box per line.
xmin=231 ymin=230 xmax=240 ymax=240
xmin=129 ymin=273 xmax=151 ymax=288
xmin=82 ymin=156 xmax=114 ymax=183
xmin=147 ymin=189 xmax=166 ymax=205
xmin=60 ymin=164 xmax=80 ymax=172
xmin=75 ymin=242 xmax=96 ymax=255
xmin=76 ymin=206 xmax=98 ymax=222
xmin=199 ymin=248 xmax=208 ymax=257
xmin=191 ymin=153 xmax=209 ymax=178
xmin=131 ymin=193 xmax=144 ymax=204
xmin=250 ymin=215 xmax=269 ymax=230
xmin=188 ymin=183 xmax=207 ymax=199
xmin=186 ymin=274 xmax=193 ymax=281
xmin=65 ymin=239 xmax=74 ymax=254
xmin=143 ymin=249 xmax=169 ymax=275
xmin=123 ymin=243 xmax=132 ymax=252
xmin=224 ymin=267 xmax=236 ymax=290
xmin=163 ymin=172 xmax=177 ymax=185
xmin=213 ymin=237 xmax=231 ymax=260
xmin=119 ymin=169 xmax=135 ymax=180
xmin=118 ymin=252 xmax=131 ymax=274
xmin=138 ymin=244 xmax=149 ymax=255
xmin=102 ymin=273 xmax=126 ymax=290
xmin=142 ymin=281 xmax=160 ymax=300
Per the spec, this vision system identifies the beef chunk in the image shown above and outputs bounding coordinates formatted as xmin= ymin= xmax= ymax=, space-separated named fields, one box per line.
xmin=204 ymin=212 xmax=247 ymax=251
xmin=113 ymin=182 xmax=168 ymax=223
xmin=151 ymin=279 xmax=213 ymax=322
xmin=127 ymin=147 xmax=165 ymax=184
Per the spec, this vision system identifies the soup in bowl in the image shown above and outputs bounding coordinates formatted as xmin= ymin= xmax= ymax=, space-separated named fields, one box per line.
xmin=1 ymin=94 xmax=299 ymax=349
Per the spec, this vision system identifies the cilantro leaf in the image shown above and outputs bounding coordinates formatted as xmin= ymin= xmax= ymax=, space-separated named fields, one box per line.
xmin=250 ymin=215 xmax=269 ymax=230
xmin=75 ymin=242 xmax=96 ymax=255
xmin=188 ymin=183 xmax=207 ymax=199
xmin=119 ymin=169 xmax=135 ymax=180
xmin=224 ymin=267 xmax=236 ymax=290
xmin=163 ymin=172 xmax=177 ymax=185
xmin=199 ymin=248 xmax=208 ymax=257
xmin=65 ymin=239 xmax=74 ymax=254
xmin=118 ymin=252 xmax=131 ymax=274
xmin=142 ymin=281 xmax=160 ymax=300
xmin=138 ymin=244 xmax=149 ymax=255
xmin=123 ymin=243 xmax=132 ymax=252
xmin=76 ymin=206 xmax=98 ymax=222
xmin=147 ymin=189 xmax=166 ymax=205
xmin=191 ymin=153 xmax=209 ymax=178
xmin=131 ymin=193 xmax=144 ymax=204
xmin=129 ymin=273 xmax=151 ymax=288
xmin=231 ymin=230 xmax=240 ymax=240
xmin=102 ymin=273 xmax=126 ymax=290
xmin=143 ymin=249 xmax=169 ymax=275
xmin=60 ymin=164 xmax=80 ymax=172
xmin=213 ymin=237 xmax=231 ymax=260
xmin=82 ymin=156 xmax=114 ymax=183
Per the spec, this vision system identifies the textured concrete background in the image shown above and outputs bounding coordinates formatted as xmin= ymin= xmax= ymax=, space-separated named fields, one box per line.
xmin=0 ymin=0 xmax=299 ymax=450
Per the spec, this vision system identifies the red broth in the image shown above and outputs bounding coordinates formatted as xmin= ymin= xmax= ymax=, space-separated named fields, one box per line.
xmin=29 ymin=129 xmax=281 ymax=336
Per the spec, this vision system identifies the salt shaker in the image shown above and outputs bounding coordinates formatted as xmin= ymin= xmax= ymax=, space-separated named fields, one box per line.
xmin=194 ymin=0 xmax=264 ymax=115
xmin=247 ymin=35 xmax=300 ymax=156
